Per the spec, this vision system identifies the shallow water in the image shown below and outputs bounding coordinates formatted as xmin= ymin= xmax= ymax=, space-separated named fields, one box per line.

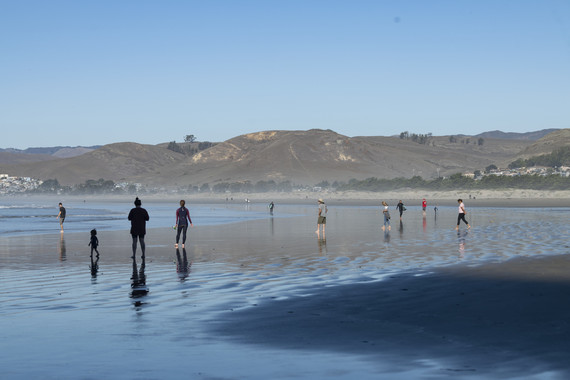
xmin=0 ymin=198 xmax=281 ymax=237
xmin=1 ymin=203 xmax=569 ymax=379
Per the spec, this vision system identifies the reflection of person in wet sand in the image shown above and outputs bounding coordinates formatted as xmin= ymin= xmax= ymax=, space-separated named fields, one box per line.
xmin=176 ymin=248 xmax=191 ymax=282
xmin=128 ymin=197 xmax=149 ymax=258
xmin=455 ymin=198 xmax=471 ymax=230
xmin=458 ymin=230 xmax=467 ymax=258
xmin=175 ymin=200 xmax=193 ymax=249
xmin=88 ymin=229 xmax=99 ymax=257
xmin=130 ymin=256 xmax=148 ymax=300
xmin=59 ymin=234 xmax=66 ymax=261
xmin=381 ymin=201 xmax=391 ymax=231
xmin=315 ymin=199 xmax=327 ymax=238
xmin=57 ymin=202 xmax=66 ymax=232
xmin=317 ymin=238 xmax=327 ymax=255
xmin=90 ymin=254 xmax=99 ymax=278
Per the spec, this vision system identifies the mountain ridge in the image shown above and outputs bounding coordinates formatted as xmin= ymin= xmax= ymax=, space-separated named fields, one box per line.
xmin=1 ymin=129 xmax=568 ymax=187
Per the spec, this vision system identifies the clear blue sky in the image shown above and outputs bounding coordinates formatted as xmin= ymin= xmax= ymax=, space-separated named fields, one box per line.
xmin=1 ymin=0 xmax=569 ymax=149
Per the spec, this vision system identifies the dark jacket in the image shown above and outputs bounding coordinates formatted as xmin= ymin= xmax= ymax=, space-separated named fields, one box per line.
xmin=128 ymin=206 xmax=149 ymax=236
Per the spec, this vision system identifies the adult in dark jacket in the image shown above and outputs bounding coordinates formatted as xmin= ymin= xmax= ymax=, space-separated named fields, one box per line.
xmin=128 ymin=197 xmax=149 ymax=258
xmin=396 ymin=200 xmax=405 ymax=220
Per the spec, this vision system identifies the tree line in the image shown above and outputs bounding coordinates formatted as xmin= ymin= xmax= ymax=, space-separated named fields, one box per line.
xmin=336 ymin=173 xmax=570 ymax=192
xmin=508 ymin=146 xmax=570 ymax=169
xmin=167 ymin=141 xmax=216 ymax=155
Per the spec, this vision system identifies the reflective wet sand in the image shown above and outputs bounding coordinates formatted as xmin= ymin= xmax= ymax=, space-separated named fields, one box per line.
xmin=1 ymin=204 xmax=569 ymax=379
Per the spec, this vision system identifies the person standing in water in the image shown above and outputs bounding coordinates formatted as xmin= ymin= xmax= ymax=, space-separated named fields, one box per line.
xmin=315 ymin=199 xmax=327 ymax=238
xmin=382 ymin=201 xmax=391 ymax=231
xmin=175 ymin=200 xmax=193 ymax=249
xmin=128 ymin=197 xmax=149 ymax=258
xmin=57 ymin=202 xmax=66 ymax=232
xmin=455 ymin=198 xmax=470 ymax=230
xmin=396 ymin=200 xmax=405 ymax=220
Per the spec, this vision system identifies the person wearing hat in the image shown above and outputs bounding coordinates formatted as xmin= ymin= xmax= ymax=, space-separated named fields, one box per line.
xmin=128 ymin=197 xmax=150 ymax=258
xmin=315 ymin=199 xmax=328 ymax=237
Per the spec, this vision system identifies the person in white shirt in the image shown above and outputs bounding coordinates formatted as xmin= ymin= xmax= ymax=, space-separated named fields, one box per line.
xmin=455 ymin=199 xmax=470 ymax=230
xmin=381 ymin=201 xmax=391 ymax=231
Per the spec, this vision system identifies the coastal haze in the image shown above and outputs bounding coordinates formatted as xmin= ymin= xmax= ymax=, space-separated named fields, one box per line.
xmin=0 ymin=128 xmax=566 ymax=187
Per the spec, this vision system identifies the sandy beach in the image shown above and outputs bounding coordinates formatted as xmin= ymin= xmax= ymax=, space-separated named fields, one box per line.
xmin=119 ymin=189 xmax=570 ymax=210
xmin=14 ymin=188 xmax=570 ymax=208
xmin=1 ymin=198 xmax=569 ymax=379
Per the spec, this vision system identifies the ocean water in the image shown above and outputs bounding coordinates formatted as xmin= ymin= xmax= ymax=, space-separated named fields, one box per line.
xmin=1 ymin=202 xmax=569 ymax=379
xmin=0 ymin=198 xmax=283 ymax=237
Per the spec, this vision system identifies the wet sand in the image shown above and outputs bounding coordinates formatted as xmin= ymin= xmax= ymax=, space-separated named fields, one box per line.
xmin=1 ymin=203 xmax=569 ymax=379
xmin=212 ymin=255 xmax=570 ymax=378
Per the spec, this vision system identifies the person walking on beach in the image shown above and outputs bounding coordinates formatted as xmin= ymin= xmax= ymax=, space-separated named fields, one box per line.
xmin=88 ymin=229 xmax=99 ymax=257
xmin=315 ymin=199 xmax=327 ymax=238
xmin=269 ymin=201 xmax=275 ymax=215
xmin=396 ymin=200 xmax=405 ymax=220
xmin=175 ymin=200 xmax=193 ymax=249
xmin=128 ymin=197 xmax=149 ymax=258
xmin=57 ymin=202 xmax=66 ymax=232
xmin=455 ymin=198 xmax=470 ymax=230
xmin=382 ymin=201 xmax=391 ymax=231
xmin=422 ymin=198 xmax=427 ymax=215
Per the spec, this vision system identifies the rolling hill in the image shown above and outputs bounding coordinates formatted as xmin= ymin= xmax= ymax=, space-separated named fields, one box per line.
xmin=1 ymin=142 xmax=185 ymax=185
xmin=475 ymin=129 xmax=559 ymax=140
xmin=2 ymin=129 xmax=568 ymax=188
xmin=513 ymin=129 xmax=570 ymax=159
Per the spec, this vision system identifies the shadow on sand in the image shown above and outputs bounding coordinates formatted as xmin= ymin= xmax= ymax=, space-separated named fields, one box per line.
xmin=210 ymin=255 xmax=570 ymax=378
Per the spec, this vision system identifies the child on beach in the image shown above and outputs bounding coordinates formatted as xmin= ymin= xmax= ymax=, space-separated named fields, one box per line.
xmin=88 ymin=229 xmax=99 ymax=257
xmin=382 ymin=201 xmax=391 ymax=231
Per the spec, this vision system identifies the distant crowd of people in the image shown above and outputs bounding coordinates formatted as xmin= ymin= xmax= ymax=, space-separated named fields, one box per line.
xmin=54 ymin=196 xmax=471 ymax=261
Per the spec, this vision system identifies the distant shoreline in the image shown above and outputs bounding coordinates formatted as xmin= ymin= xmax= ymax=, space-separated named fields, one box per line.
xmin=3 ymin=189 xmax=570 ymax=208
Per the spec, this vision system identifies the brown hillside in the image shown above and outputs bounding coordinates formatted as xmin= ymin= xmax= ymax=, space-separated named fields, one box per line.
xmin=2 ymin=142 xmax=185 ymax=185
xmin=150 ymin=129 xmax=534 ymax=187
xmin=4 ymin=129 xmax=558 ymax=188
xmin=0 ymin=152 xmax=56 ymax=165
xmin=515 ymin=129 xmax=570 ymax=159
